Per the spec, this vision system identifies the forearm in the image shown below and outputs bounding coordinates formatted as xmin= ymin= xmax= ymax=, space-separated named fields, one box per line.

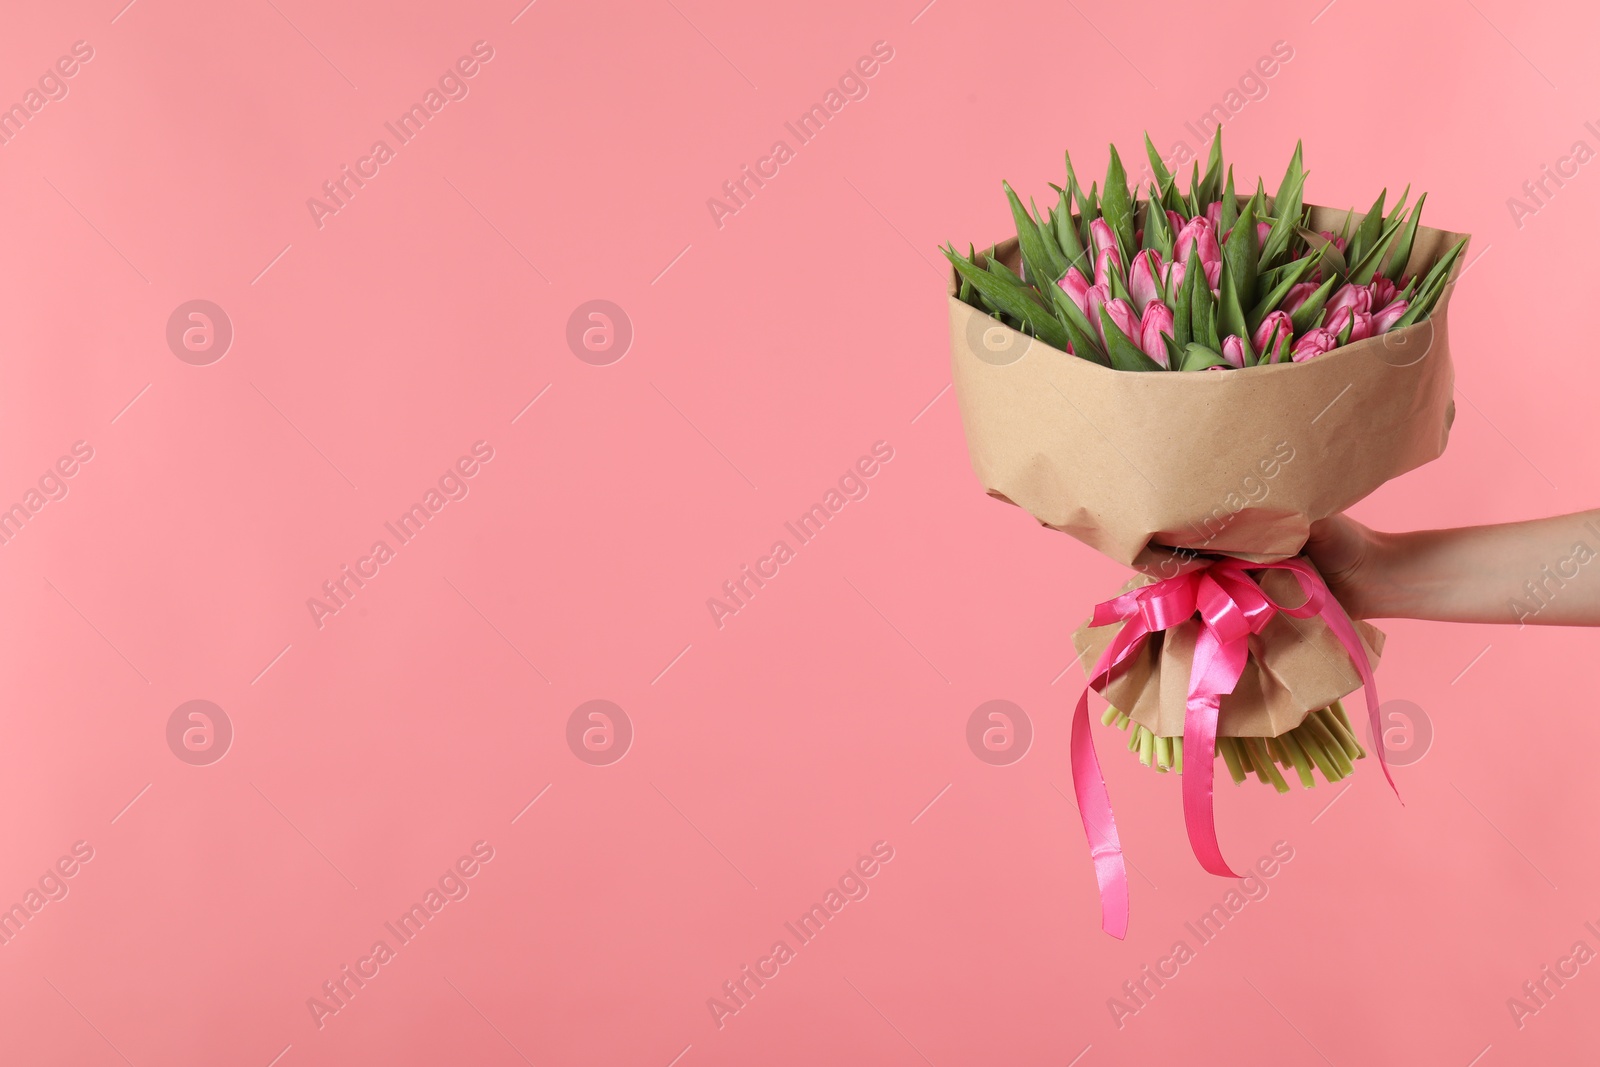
xmin=1363 ymin=510 xmax=1600 ymax=625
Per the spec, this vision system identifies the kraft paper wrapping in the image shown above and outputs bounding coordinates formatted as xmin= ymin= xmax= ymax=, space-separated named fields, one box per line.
xmin=949 ymin=206 xmax=1469 ymax=738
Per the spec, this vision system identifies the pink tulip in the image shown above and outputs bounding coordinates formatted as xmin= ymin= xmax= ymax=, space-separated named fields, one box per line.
xmin=1094 ymin=246 xmax=1123 ymax=287
xmin=1252 ymin=311 xmax=1293 ymax=362
xmin=1139 ymin=301 xmax=1174 ymax=367
xmin=1205 ymin=202 xmax=1221 ymax=228
xmin=1165 ymin=209 xmax=1184 ymax=235
xmin=1086 ymin=282 xmax=1111 ymax=328
xmin=1326 ymin=283 xmax=1372 ymax=319
xmin=1221 ymin=335 xmax=1248 ymax=369
xmin=1368 ymin=277 xmax=1398 ymax=311
xmin=1057 ymin=267 xmax=1092 ymax=317
xmin=1097 ymin=297 xmax=1141 ymax=348
xmin=1175 ymin=217 xmax=1222 ymax=275
xmin=1128 ymin=249 xmax=1165 ymax=314
xmin=1281 ymin=282 xmax=1318 ymax=316
xmin=1373 ymin=299 xmax=1409 ymax=333
xmin=1318 ymin=230 xmax=1349 ymax=253
xmin=1164 ymin=258 xmax=1185 ymax=294
xmin=1325 ymin=307 xmax=1375 ymax=342
xmin=1090 ymin=217 xmax=1118 ymax=257
xmin=1291 ymin=327 xmax=1340 ymax=362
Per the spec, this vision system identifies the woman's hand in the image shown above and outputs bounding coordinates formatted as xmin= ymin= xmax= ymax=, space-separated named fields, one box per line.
xmin=1305 ymin=514 xmax=1388 ymax=620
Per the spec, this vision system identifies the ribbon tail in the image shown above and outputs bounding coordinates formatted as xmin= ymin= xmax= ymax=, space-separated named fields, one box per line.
xmin=1180 ymin=690 xmax=1241 ymax=878
xmin=1316 ymin=597 xmax=1400 ymax=801
xmin=1181 ymin=625 xmax=1244 ymax=878
xmin=1071 ymin=686 xmax=1128 ymax=939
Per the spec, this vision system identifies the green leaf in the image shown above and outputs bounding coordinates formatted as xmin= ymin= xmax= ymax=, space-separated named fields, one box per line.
xmin=1288 ymin=274 xmax=1339 ymax=334
xmin=1179 ymin=342 xmax=1231 ymax=371
xmin=1003 ymin=180 xmax=1067 ymax=287
xmin=1346 ymin=208 xmax=1411 ymax=286
xmin=1102 ymin=145 xmax=1137 ymax=264
xmin=1394 ymin=237 xmax=1469 ymax=326
xmin=1222 ymin=200 xmax=1259 ymax=307
xmin=1186 ymin=246 xmax=1218 ymax=349
xmin=1385 ymin=184 xmax=1411 ymax=230
xmin=1248 ymin=247 xmax=1323 ymax=331
xmin=1047 ymin=184 xmax=1091 ymax=276
xmin=1144 ymin=133 xmax=1173 ymax=192
xmin=1063 ymin=150 xmax=1087 ymax=212
xmin=1297 ymin=228 xmax=1348 ymax=285
xmin=1345 ymin=188 xmax=1387 ymax=264
xmin=1142 ymin=191 xmax=1174 ymax=258
xmin=1197 ymin=128 xmax=1225 ymax=207
xmin=1185 ymin=161 xmax=1202 ymax=218
xmin=1260 ymin=142 xmax=1305 ymax=267
xmin=1099 ymin=305 xmax=1165 ymax=371
xmin=955 ymin=243 xmax=981 ymax=308
xmin=1081 ymin=182 xmax=1100 ymax=249
xmin=1173 ymin=253 xmax=1193 ymax=348
xmin=1219 ymin=167 xmax=1239 ymax=235
xmin=1217 ymin=267 xmax=1253 ymax=360
xmin=944 ymin=247 xmax=1073 ymax=352
xmin=1382 ymin=192 xmax=1427 ymax=283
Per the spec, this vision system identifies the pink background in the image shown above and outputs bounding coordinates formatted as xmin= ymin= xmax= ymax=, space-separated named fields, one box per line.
xmin=0 ymin=0 xmax=1594 ymax=1063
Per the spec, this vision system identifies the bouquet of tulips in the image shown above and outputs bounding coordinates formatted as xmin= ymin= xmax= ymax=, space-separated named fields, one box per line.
xmin=944 ymin=132 xmax=1466 ymax=373
xmin=944 ymin=132 xmax=1471 ymax=936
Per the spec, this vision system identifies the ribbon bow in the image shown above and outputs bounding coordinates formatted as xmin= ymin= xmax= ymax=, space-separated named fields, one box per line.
xmin=1070 ymin=556 xmax=1397 ymax=939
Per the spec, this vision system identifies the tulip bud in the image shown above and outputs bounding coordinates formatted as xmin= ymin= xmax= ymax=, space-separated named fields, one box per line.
xmin=1175 ymin=217 xmax=1222 ymax=275
xmin=1291 ymin=327 xmax=1340 ymax=362
xmin=1252 ymin=311 xmax=1293 ymax=362
xmin=1368 ymin=277 xmax=1398 ymax=311
xmin=1319 ymin=230 xmax=1349 ymax=253
xmin=1097 ymin=297 xmax=1141 ymax=348
xmin=1094 ymin=246 xmax=1123 ymax=287
xmin=1128 ymin=250 xmax=1165 ymax=314
xmin=1057 ymin=267 xmax=1093 ymax=316
xmin=1256 ymin=220 xmax=1272 ymax=248
xmin=1086 ymin=283 xmax=1111 ymax=328
xmin=1221 ymin=335 xmax=1248 ymax=369
xmin=1205 ymin=202 xmax=1222 ymax=229
xmin=1326 ymin=283 xmax=1372 ymax=319
xmin=1326 ymin=308 xmax=1375 ymax=342
xmin=1139 ymin=301 xmax=1175 ymax=367
xmin=1090 ymin=217 xmax=1118 ymax=256
xmin=1165 ymin=209 xmax=1184 ymax=235
xmin=1281 ymin=282 xmax=1318 ymax=315
xmin=1373 ymin=299 xmax=1410 ymax=333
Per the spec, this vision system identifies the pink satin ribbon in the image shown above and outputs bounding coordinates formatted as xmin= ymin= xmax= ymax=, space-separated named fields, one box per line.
xmin=1070 ymin=556 xmax=1397 ymax=939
